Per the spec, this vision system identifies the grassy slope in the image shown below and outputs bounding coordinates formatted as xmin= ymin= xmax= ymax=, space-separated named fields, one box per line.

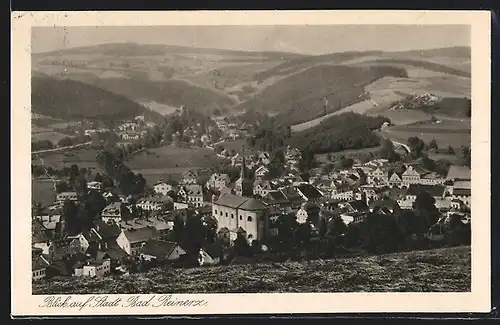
xmin=76 ymin=78 xmax=237 ymax=113
xmin=31 ymin=74 xmax=149 ymax=121
xmin=33 ymin=246 xmax=471 ymax=294
xmin=235 ymin=64 xmax=407 ymax=125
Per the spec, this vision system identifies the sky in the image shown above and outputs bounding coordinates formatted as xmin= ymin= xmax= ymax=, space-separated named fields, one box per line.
xmin=31 ymin=25 xmax=470 ymax=55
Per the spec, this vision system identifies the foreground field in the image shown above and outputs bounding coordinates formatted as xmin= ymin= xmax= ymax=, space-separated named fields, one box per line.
xmin=33 ymin=246 xmax=470 ymax=294
xmin=126 ymin=146 xmax=225 ymax=170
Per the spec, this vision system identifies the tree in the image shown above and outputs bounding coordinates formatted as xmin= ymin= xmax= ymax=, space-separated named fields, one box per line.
xmin=413 ymin=190 xmax=440 ymax=230
xmin=429 ymin=139 xmax=438 ymax=151
xmin=361 ymin=211 xmax=401 ymax=254
xmin=447 ymin=145 xmax=455 ymax=155
xmin=407 ymin=137 xmax=425 ymax=158
xmin=173 ymin=214 xmax=185 ymax=243
xmin=338 ymin=157 xmax=354 ymax=169
xmin=55 ymin=180 xmax=70 ymax=193
xmin=459 ymin=145 xmax=471 ymax=167
xmin=94 ymin=173 xmax=103 ymax=182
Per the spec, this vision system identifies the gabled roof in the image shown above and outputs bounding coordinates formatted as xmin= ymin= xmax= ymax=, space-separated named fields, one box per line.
xmin=32 ymin=256 xmax=50 ymax=271
xmin=185 ymin=184 xmax=203 ymax=195
xmin=32 ymin=219 xmax=50 ymax=244
xmin=347 ymin=200 xmax=369 ymax=212
xmin=139 ymin=239 xmax=182 ymax=258
xmin=265 ymin=190 xmax=289 ymax=203
xmin=296 ymin=184 xmax=323 ymax=200
xmin=182 ymin=170 xmax=199 ymax=179
xmin=407 ymin=184 xmax=446 ymax=197
xmin=369 ymin=198 xmax=399 ymax=210
xmin=214 ymin=193 xmax=267 ymax=211
xmin=123 ymin=226 xmax=161 ymax=243
xmin=238 ymin=198 xmax=267 ymax=211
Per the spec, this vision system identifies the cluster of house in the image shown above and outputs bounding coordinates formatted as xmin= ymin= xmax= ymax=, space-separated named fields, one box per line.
xmin=208 ymin=158 xmax=472 ymax=246
xmin=115 ymin=116 xmax=155 ymax=141
xmin=213 ymin=118 xmax=250 ymax=141
xmin=31 ymin=141 xmax=472 ymax=283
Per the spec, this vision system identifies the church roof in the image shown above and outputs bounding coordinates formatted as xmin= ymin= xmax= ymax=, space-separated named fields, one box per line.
xmin=214 ymin=193 xmax=267 ymax=211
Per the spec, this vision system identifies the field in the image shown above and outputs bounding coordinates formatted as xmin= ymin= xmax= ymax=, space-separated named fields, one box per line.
xmin=126 ymin=146 xmax=227 ymax=185
xmin=126 ymin=146 xmax=224 ymax=170
xmin=32 ymin=179 xmax=58 ymax=207
xmin=32 ymin=148 xmax=102 ymax=170
xmin=291 ymin=100 xmax=377 ymax=133
xmin=33 ymin=246 xmax=471 ymax=294
xmin=31 ymin=130 xmax=70 ymax=143
xmin=380 ymin=127 xmax=471 ymax=149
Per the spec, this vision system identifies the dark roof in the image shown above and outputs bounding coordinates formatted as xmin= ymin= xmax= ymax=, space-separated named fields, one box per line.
xmin=32 ymin=219 xmax=50 ymax=244
xmin=296 ymin=184 xmax=323 ymax=200
xmin=214 ymin=193 xmax=267 ymax=211
xmin=454 ymin=188 xmax=471 ymax=196
xmin=94 ymin=220 xmax=122 ymax=240
xmin=407 ymin=184 xmax=446 ymax=197
xmin=32 ymin=256 xmax=50 ymax=271
xmin=264 ymin=190 xmax=290 ymax=204
xmin=123 ymin=227 xmax=161 ymax=243
xmin=139 ymin=239 xmax=181 ymax=258
xmin=196 ymin=205 xmax=212 ymax=215
xmin=370 ymin=198 xmax=399 ymax=210
xmin=100 ymin=241 xmax=128 ymax=260
xmin=347 ymin=200 xmax=369 ymax=212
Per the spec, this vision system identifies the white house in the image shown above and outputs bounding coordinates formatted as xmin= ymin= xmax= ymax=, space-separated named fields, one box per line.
xmin=87 ymin=181 xmax=103 ymax=191
xmin=32 ymin=256 xmax=50 ymax=281
xmin=74 ymin=259 xmax=111 ymax=278
xmin=206 ymin=173 xmax=230 ymax=190
xmin=101 ymin=202 xmax=124 ymax=224
xmin=254 ymin=166 xmax=270 ymax=179
xmin=153 ymin=181 xmax=176 ymax=196
xmin=116 ymin=227 xmax=161 ymax=256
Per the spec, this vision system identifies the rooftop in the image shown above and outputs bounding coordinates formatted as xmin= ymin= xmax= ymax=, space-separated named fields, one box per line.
xmin=446 ymin=165 xmax=471 ymax=181
xmin=214 ymin=193 xmax=267 ymax=211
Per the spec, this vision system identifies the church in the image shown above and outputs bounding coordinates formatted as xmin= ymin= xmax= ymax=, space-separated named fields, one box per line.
xmin=212 ymin=156 xmax=270 ymax=241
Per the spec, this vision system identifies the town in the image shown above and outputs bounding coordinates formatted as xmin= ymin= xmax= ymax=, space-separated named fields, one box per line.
xmin=31 ymin=104 xmax=472 ymax=283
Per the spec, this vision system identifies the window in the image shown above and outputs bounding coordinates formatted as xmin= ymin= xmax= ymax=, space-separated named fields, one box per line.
xmin=225 ymin=212 xmax=228 ymax=218
xmin=220 ymin=211 xmax=222 ymax=216
xmin=215 ymin=209 xmax=218 ymax=215
xmin=247 ymin=216 xmax=253 ymax=222
xmin=231 ymin=214 xmax=234 ymax=219
xmin=239 ymin=215 xmax=242 ymax=220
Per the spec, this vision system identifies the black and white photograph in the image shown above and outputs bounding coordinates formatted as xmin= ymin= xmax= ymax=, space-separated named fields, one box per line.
xmin=11 ymin=10 xmax=491 ymax=316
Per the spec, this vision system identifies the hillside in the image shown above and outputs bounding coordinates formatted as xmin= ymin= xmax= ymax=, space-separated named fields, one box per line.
xmin=31 ymin=74 xmax=152 ymax=121
xmin=72 ymin=77 xmax=237 ymax=114
xmin=289 ymin=112 xmax=390 ymax=154
xmin=234 ymin=65 xmax=407 ymax=126
xmin=33 ymin=246 xmax=470 ymax=294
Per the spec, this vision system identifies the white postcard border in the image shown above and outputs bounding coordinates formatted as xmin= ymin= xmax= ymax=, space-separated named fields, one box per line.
xmin=11 ymin=10 xmax=491 ymax=316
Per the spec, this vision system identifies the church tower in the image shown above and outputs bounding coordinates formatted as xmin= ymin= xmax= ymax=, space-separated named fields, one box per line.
xmin=235 ymin=154 xmax=253 ymax=197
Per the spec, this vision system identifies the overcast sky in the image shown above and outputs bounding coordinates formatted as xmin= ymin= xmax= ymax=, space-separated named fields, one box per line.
xmin=32 ymin=25 xmax=470 ymax=55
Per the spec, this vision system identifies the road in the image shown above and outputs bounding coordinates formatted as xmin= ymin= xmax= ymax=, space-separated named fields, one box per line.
xmin=31 ymin=141 xmax=93 ymax=155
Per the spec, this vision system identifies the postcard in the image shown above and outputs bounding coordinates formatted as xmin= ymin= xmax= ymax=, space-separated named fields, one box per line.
xmin=11 ymin=10 xmax=491 ymax=316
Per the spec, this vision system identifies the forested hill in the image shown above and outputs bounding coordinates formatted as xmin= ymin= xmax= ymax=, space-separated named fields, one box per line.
xmin=289 ymin=112 xmax=391 ymax=154
xmin=31 ymin=74 xmax=153 ymax=121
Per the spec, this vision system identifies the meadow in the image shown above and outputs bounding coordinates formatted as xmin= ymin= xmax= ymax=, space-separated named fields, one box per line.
xmin=32 ymin=178 xmax=58 ymax=207
xmin=33 ymin=245 xmax=471 ymax=294
xmin=380 ymin=128 xmax=470 ymax=149
xmin=31 ymin=148 xmax=102 ymax=170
